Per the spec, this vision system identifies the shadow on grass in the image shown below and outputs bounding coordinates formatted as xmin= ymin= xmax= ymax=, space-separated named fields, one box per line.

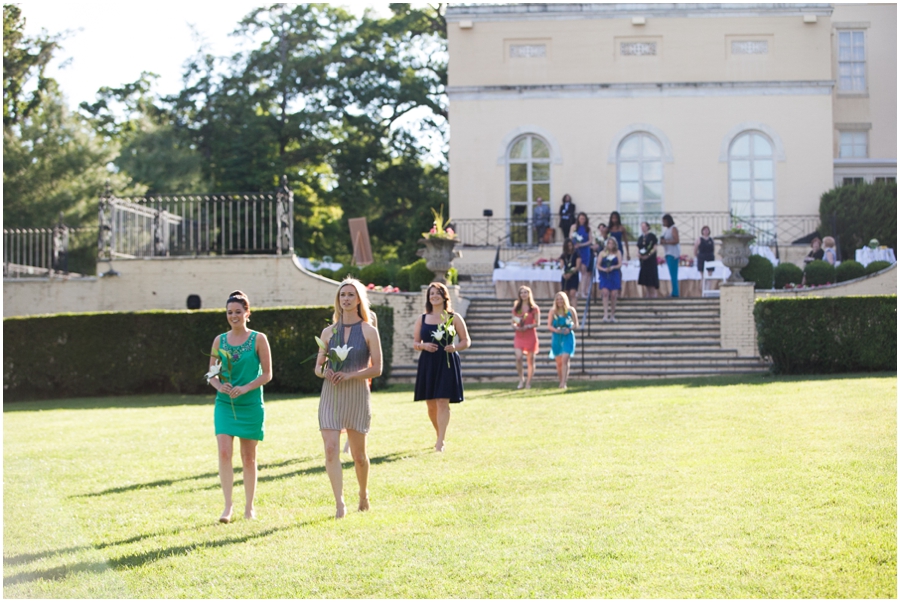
xmin=3 ymin=392 xmax=311 ymax=413
xmin=4 ymin=519 xmax=329 ymax=586
xmin=71 ymin=457 xmax=316 ymax=499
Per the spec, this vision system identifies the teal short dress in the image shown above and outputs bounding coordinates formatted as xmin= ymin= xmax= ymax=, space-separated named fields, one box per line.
xmin=214 ymin=331 xmax=265 ymax=441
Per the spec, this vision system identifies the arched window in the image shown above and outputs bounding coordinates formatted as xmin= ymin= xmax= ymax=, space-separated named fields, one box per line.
xmin=729 ymin=131 xmax=774 ymax=222
xmin=507 ymin=134 xmax=551 ymax=245
xmin=617 ymin=133 xmax=663 ymax=224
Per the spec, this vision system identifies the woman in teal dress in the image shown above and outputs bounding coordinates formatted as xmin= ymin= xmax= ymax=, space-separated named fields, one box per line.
xmin=207 ymin=290 xmax=272 ymax=523
xmin=546 ymin=291 xmax=579 ymax=389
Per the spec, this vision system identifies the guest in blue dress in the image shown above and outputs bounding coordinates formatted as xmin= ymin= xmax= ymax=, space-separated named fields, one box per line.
xmin=547 ymin=291 xmax=579 ymax=389
xmin=597 ymin=237 xmax=623 ymax=323
xmin=413 ymin=282 xmax=471 ymax=452
xmin=569 ymin=212 xmax=593 ymax=298
xmin=608 ymin=211 xmax=631 ymax=262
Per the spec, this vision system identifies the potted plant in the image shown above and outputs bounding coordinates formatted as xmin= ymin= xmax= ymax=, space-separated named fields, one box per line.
xmin=715 ymin=226 xmax=755 ymax=283
xmin=416 ymin=205 xmax=461 ymax=285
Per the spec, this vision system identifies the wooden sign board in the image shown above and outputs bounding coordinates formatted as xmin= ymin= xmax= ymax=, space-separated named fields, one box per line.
xmin=348 ymin=217 xmax=373 ymax=266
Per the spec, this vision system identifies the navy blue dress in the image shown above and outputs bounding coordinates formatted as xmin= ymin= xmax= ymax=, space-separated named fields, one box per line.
xmin=414 ymin=316 xmax=464 ymax=403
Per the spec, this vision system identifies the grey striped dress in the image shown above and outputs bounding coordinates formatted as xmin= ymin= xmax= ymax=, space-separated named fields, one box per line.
xmin=318 ymin=321 xmax=372 ymax=433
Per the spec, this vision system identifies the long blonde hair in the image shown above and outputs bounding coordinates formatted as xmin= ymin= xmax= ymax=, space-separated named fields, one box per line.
xmin=332 ymin=278 xmax=372 ymax=324
xmin=513 ymin=286 xmax=537 ymax=315
xmin=553 ymin=291 xmax=571 ymax=316
xmin=602 ymin=236 xmax=620 ymax=257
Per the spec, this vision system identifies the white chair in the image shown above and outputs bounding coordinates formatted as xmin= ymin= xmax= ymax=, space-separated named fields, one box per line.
xmin=701 ymin=260 xmax=726 ymax=298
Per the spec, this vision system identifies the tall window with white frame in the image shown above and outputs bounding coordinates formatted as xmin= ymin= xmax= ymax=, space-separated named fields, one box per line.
xmin=839 ymin=131 xmax=867 ymax=158
xmin=617 ymin=132 xmax=663 ymax=231
xmin=507 ymin=134 xmax=551 ymax=245
xmin=729 ymin=131 xmax=775 ymax=238
xmin=837 ymin=30 xmax=866 ymax=93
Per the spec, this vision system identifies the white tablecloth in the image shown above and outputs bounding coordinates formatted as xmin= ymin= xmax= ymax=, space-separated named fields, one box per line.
xmin=855 ymin=247 xmax=896 ymax=267
xmin=494 ymin=263 xmax=714 ymax=283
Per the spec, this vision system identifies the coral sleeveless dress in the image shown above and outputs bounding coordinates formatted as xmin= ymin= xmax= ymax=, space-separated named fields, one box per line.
xmin=513 ymin=309 xmax=539 ymax=353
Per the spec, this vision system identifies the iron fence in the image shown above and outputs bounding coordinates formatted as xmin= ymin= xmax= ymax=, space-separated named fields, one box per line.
xmin=3 ymin=225 xmax=95 ymax=278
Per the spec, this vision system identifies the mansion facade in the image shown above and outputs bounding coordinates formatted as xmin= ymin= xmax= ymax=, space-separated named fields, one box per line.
xmin=445 ymin=3 xmax=897 ymax=245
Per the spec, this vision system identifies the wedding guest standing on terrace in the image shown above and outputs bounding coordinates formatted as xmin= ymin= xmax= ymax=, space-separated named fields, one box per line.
xmin=559 ymin=239 xmax=581 ymax=305
xmin=316 ymin=279 xmax=383 ymax=518
xmin=533 ymin=196 xmax=551 ymax=243
xmin=512 ymin=286 xmax=541 ymax=389
xmin=822 ymin=236 xmax=837 ymax=265
xmin=608 ymin=211 xmax=631 ymax=262
xmin=207 ymin=290 xmax=272 ymax=524
xmin=414 ymin=283 xmax=470 ymax=452
xmin=660 ymin=214 xmax=681 ymax=298
xmin=637 ymin=221 xmax=659 ymax=298
xmin=597 ymin=238 xmax=623 ymax=322
xmin=569 ymin=212 xmax=593 ymax=298
xmin=558 ymin=194 xmax=576 ymax=242
xmin=694 ymin=225 xmax=715 ymax=273
xmin=547 ymin=291 xmax=578 ymax=389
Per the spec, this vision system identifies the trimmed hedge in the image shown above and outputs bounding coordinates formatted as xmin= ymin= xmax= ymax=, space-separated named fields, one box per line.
xmin=774 ymin=262 xmax=803 ymax=289
xmin=866 ymin=260 xmax=893 ymax=275
xmin=835 ymin=260 xmax=866 ymax=283
xmin=740 ymin=254 xmax=774 ymax=289
xmin=754 ymin=296 xmax=896 ymax=374
xmin=803 ymin=259 xmax=835 ymax=286
xmin=4 ymin=305 xmax=394 ymax=401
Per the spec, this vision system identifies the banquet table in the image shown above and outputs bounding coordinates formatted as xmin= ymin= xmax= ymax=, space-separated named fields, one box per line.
xmin=492 ymin=262 xmax=726 ymax=299
xmin=854 ymin=247 xmax=896 ymax=267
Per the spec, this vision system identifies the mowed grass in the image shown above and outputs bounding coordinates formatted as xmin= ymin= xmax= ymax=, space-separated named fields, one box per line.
xmin=4 ymin=374 xmax=896 ymax=598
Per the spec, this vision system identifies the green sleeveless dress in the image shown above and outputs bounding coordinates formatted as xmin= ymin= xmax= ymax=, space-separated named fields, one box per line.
xmin=214 ymin=331 xmax=265 ymax=441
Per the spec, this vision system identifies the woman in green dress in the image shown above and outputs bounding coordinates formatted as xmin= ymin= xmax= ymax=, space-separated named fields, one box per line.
xmin=207 ymin=290 xmax=272 ymax=523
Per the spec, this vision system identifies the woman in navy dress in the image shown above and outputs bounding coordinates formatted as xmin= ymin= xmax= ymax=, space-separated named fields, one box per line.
xmin=608 ymin=211 xmax=631 ymax=262
xmin=597 ymin=237 xmax=623 ymax=322
xmin=569 ymin=212 xmax=593 ymax=298
xmin=413 ymin=282 xmax=471 ymax=452
xmin=694 ymin=225 xmax=715 ymax=273
xmin=558 ymin=238 xmax=581 ymax=306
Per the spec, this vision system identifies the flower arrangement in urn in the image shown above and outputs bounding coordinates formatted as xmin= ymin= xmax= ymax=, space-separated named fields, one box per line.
xmin=716 ymin=225 xmax=756 ymax=282
xmin=418 ymin=204 xmax=461 ymax=284
xmin=422 ymin=205 xmax=457 ymax=240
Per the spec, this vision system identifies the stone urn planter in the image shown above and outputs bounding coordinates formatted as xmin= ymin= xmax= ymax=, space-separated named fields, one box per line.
xmin=715 ymin=233 xmax=754 ymax=283
xmin=416 ymin=237 xmax=461 ymax=284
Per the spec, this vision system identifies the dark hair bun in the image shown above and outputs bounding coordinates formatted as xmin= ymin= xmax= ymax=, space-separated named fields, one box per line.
xmin=229 ymin=290 xmax=246 ymax=298
xmin=226 ymin=290 xmax=250 ymax=309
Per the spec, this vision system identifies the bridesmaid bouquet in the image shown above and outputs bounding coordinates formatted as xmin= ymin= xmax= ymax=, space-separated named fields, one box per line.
xmin=431 ymin=311 xmax=457 ymax=368
xmin=203 ymin=348 xmax=236 ymax=419
xmin=315 ymin=335 xmax=353 ymax=376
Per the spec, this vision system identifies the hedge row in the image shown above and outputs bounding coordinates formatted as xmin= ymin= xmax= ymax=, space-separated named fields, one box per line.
xmin=754 ymin=296 xmax=896 ymax=374
xmin=3 ymin=305 xmax=393 ymax=401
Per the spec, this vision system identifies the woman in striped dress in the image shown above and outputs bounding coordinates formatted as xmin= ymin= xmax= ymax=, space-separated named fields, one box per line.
xmin=315 ymin=279 xmax=383 ymax=519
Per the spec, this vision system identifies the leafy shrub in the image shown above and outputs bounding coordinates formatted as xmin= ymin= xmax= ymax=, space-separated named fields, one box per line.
xmin=754 ymin=296 xmax=896 ymax=374
xmin=865 ymin=260 xmax=893 ymax=275
xmin=447 ymin=267 xmax=459 ymax=286
xmin=739 ymin=254 xmax=774 ymax=289
xmin=332 ymin=265 xmax=361 ymax=282
xmin=315 ymin=268 xmax=336 ymax=280
xmin=394 ymin=264 xmax=412 ymax=291
xmin=803 ymin=259 xmax=835 ymax=286
xmin=369 ymin=304 xmax=393 ymax=390
xmin=359 ymin=263 xmax=391 ymax=286
xmin=773 ymin=262 xmax=803 ymax=289
xmin=835 ymin=260 xmax=866 ymax=283
xmin=407 ymin=259 xmax=435 ymax=291
xmin=819 ymin=181 xmax=897 ymax=253
xmin=3 ymin=304 xmax=394 ymax=401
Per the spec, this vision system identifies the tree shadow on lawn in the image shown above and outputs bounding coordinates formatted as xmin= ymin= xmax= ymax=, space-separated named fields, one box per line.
xmin=3 ymin=392 xmax=310 ymax=413
xmin=4 ymin=520 xmax=328 ymax=587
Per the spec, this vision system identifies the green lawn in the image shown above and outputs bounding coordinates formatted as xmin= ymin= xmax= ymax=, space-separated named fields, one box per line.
xmin=4 ymin=375 xmax=896 ymax=598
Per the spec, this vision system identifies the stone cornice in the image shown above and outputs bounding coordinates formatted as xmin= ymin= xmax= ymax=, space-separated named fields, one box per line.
xmin=447 ymin=3 xmax=834 ymax=22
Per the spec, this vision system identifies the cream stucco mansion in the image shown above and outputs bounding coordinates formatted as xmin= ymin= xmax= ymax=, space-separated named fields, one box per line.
xmin=445 ymin=3 xmax=897 ymax=248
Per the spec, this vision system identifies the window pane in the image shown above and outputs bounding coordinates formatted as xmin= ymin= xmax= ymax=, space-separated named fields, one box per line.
xmin=839 ymin=47 xmax=851 ymax=61
xmin=531 ymin=137 xmax=550 ymax=159
xmin=532 ymin=163 xmax=550 ymax=181
xmin=731 ymin=160 xmax=750 ymax=179
xmin=853 ymin=46 xmax=865 ymax=61
xmin=754 ymin=201 xmax=775 ymax=217
xmin=853 ymin=131 xmax=867 ymax=145
xmin=839 ymin=144 xmax=852 ymax=158
xmin=509 ymin=163 xmax=527 ymax=182
xmin=533 ymin=183 xmax=550 ymax=201
xmin=731 ymin=135 xmax=750 ymax=156
xmin=619 ymin=162 xmax=639 ymax=181
xmin=838 ymin=63 xmax=852 ymax=76
xmin=619 ymin=135 xmax=640 ymax=158
xmin=731 ymin=181 xmax=751 ymax=201
xmin=753 ymin=135 xmax=772 ymax=156
xmin=839 ymin=31 xmax=851 ymax=46
xmin=510 ymin=184 xmax=528 ymax=204
xmin=620 ymin=202 xmax=639 ymax=214
xmin=643 ymin=202 xmax=662 ymax=216
xmin=853 ymin=144 xmax=866 ymax=158
xmin=509 ymin=138 xmax=528 ymax=159
xmin=754 ymin=160 xmax=773 ymax=179
xmin=643 ymin=182 xmax=662 ymax=200
xmin=731 ymin=202 xmax=752 ymax=217
xmin=510 ymin=204 xmax=527 ymax=217
xmin=754 ymin=180 xmax=774 ymax=200
xmin=839 ymin=132 xmax=853 ymax=145
xmin=852 ymin=63 xmax=865 ymax=76
xmin=620 ymin=182 xmax=640 ymax=202
xmin=852 ymin=76 xmax=865 ymax=90
xmin=642 ymin=161 xmax=662 ymax=181
xmin=840 ymin=76 xmax=853 ymax=89
xmin=642 ymin=136 xmax=662 ymax=158
xmin=852 ymin=31 xmax=864 ymax=45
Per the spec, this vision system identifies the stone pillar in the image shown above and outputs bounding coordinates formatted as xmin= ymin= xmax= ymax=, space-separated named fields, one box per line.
xmin=719 ymin=282 xmax=758 ymax=357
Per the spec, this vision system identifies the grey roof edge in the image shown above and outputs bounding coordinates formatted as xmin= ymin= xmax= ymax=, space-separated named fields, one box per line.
xmin=446 ymin=3 xmax=835 ymax=21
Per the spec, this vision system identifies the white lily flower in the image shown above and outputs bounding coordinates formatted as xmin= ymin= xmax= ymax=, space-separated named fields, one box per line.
xmin=332 ymin=344 xmax=353 ymax=362
xmin=204 ymin=361 xmax=221 ymax=382
xmin=432 ymin=327 xmax=445 ymax=341
xmin=446 ymin=325 xmax=457 ymax=339
xmin=315 ymin=336 xmax=327 ymax=350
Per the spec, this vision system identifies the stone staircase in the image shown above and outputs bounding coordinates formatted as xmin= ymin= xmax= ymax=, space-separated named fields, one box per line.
xmin=391 ymin=296 xmax=770 ymax=382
